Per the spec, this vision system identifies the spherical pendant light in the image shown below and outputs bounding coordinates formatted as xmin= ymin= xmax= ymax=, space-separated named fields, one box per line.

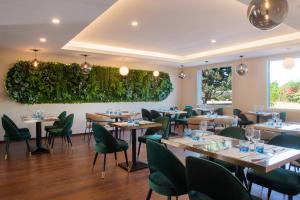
xmin=247 ymin=0 xmax=289 ymax=30
xmin=153 ymin=70 xmax=160 ymax=77
xmin=178 ymin=65 xmax=186 ymax=79
xmin=80 ymin=54 xmax=92 ymax=75
xmin=283 ymin=57 xmax=295 ymax=69
xmin=119 ymin=66 xmax=129 ymax=76
xmin=203 ymin=61 xmax=210 ymax=77
xmin=31 ymin=49 xmax=39 ymax=68
xmin=236 ymin=56 xmax=248 ymax=76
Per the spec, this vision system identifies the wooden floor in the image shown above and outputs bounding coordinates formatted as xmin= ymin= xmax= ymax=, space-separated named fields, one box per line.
xmin=0 ymin=132 xmax=300 ymax=200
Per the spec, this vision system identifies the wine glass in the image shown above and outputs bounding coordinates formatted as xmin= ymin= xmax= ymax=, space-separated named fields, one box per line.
xmin=200 ymin=121 xmax=208 ymax=132
xmin=245 ymin=128 xmax=254 ymax=142
xmin=252 ymin=129 xmax=261 ymax=144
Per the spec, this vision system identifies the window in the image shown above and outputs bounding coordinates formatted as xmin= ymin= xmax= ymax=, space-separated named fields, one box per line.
xmin=198 ymin=66 xmax=232 ymax=105
xmin=269 ymin=58 xmax=300 ymax=109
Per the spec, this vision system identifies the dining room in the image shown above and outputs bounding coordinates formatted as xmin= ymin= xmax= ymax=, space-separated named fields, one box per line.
xmin=1 ymin=0 xmax=300 ymax=200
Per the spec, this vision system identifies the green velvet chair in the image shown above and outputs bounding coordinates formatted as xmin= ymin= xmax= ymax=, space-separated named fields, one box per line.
xmin=146 ymin=140 xmax=187 ymax=200
xmin=2 ymin=115 xmax=31 ymax=160
xmin=280 ymin=112 xmax=287 ymax=122
xmin=247 ymin=134 xmax=300 ymax=200
xmin=150 ymin=110 xmax=162 ymax=120
xmin=92 ymin=123 xmax=129 ymax=178
xmin=48 ymin=114 xmax=74 ymax=150
xmin=233 ymin=108 xmax=254 ymax=127
xmin=44 ymin=111 xmax=67 ymax=141
xmin=186 ymin=156 xmax=260 ymax=200
xmin=174 ymin=107 xmax=193 ymax=130
xmin=142 ymin=108 xmax=152 ymax=121
xmin=215 ymin=108 xmax=224 ymax=115
xmin=137 ymin=116 xmax=170 ymax=157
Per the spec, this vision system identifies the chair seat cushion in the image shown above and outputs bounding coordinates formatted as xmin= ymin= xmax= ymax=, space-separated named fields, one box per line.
xmin=95 ymin=139 xmax=128 ymax=153
xmin=45 ymin=125 xmax=59 ymax=131
xmin=247 ymin=168 xmax=300 ymax=195
xmin=149 ymin=171 xmax=185 ymax=196
xmin=188 ymin=191 xmax=214 ymax=200
xmin=19 ymin=131 xmax=31 ymax=140
xmin=19 ymin=128 xmax=30 ymax=132
xmin=138 ymin=134 xmax=162 ymax=143
xmin=49 ymin=129 xmax=72 ymax=136
xmin=116 ymin=139 xmax=128 ymax=151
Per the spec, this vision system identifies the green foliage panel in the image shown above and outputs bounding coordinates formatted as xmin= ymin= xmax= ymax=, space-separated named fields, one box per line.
xmin=5 ymin=61 xmax=173 ymax=104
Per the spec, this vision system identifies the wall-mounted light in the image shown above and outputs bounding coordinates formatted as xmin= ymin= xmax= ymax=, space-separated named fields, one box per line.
xmin=80 ymin=54 xmax=92 ymax=75
xmin=120 ymin=66 xmax=129 ymax=76
xmin=32 ymin=49 xmax=39 ymax=68
xmin=153 ymin=70 xmax=160 ymax=77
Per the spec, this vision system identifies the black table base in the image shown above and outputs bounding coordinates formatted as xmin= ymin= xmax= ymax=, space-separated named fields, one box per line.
xmin=118 ymin=161 xmax=148 ymax=172
xmin=32 ymin=147 xmax=50 ymax=155
xmin=33 ymin=121 xmax=49 ymax=155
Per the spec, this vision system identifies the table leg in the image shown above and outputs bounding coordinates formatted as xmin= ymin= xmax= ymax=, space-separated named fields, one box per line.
xmin=118 ymin=129 xmax=148 ymax=172
xmin=256 ymin=115 xmax=260 ymax=123
xmin=235 ymin=166 xmax=248 ymax=188
xmin=32 ymin=122 xmax=50 ymax=155
xmin=115 ymin=118 xmax=119 ymax=138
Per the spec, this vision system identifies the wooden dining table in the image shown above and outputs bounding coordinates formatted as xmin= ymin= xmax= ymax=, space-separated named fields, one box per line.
xmin=22 ymin=115 xmax=58 ymax=155
xmin=162 ymin=134 xmax=300 ymax=173
xmin=251 ymin=122 xmax=300 ymax=135
xmin=110 ymin=120 xmax=162 ymax=172
xmin=190 ymin=114 xmax=233 ymax=122
xmin=246 ymin=111 xmax=272 ymax=123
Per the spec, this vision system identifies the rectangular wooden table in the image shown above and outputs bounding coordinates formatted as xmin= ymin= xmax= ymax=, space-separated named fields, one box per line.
xmin=246 ymin=111 xmax=272 ymax=123
xmin=162 ymin=135 xmax=300 ymax=173
xmin=158 ymin=110 xmax=187 ymax=116
xmin=22 ymin=115 xmax=58 ymax=155
xmin=110 ymin=120 xmax=162 ymax=172
xmin=251 ymin=122 xmax=300 ymax=135
xmin=190 ymin=115 xmax=233 ymax=122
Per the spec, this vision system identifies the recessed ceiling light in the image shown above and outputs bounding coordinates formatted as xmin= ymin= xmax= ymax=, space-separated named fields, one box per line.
xmin=131 ymin=21 xmax=138 ymax=27
xmin=211 ymin=39 xmax=217 ymax=43
xmin=40 ymin=38 xmax=47 ymax=42
xmin=52 ymin=18 xmax=60 ymax=24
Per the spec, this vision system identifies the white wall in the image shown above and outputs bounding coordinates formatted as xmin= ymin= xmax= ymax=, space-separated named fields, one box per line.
xmin=0 ymin=49 xmax=181 ymax=140
xmin=181 ymin=53 xmax=300 ymax=122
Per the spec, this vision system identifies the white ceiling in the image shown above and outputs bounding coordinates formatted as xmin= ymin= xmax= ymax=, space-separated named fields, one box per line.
xmin=1 ymin=0 xmax=300 ymax=67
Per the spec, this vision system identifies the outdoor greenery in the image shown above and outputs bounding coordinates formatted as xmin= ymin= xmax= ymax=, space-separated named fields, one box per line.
xmin=202 ymin=67 xmax=232 ymax=104
xmin=270 ymin=80 xmax=300 ymax=106
xmin=5 ymin=61 xmax=173 ymax=104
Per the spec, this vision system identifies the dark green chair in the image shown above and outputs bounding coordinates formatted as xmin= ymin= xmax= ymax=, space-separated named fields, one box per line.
xmin=142 ymin=108 xmax=152 ymax=121
xmin=233 ymin=109 xmax=254 ymax=127
xmin=215 ymin=108 xmax=224 ymax=115
xmin=48 ymin=114 xmax=74 ymax=150
xmin=247 ymin=134 xmax=300 ymax=200
xmin=2 ymin=115 xmax=31 ymax=160
xmin=92 ymin=123 xmax=129 ymax=178
xmin=150 ymin=110 xmax=162 ymax=120
xmin=146 ymin=140 xmax=187 ymax=200
xmin=186 ymin=156 xmax=260 ymax=200
xmin=45 ymin=111 xmax=67 ymax=141
xmin=137 ymin=116 xmax=170 ymax=157
xmin=174 ymin=107 xmax=193 ymax=130
xmin=280 ymin=112 xmax=287 ymax=122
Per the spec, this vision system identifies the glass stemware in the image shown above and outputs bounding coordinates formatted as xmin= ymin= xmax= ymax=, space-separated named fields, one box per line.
xmin=245 ymin=128 xmax=254 ymax=142
xmin=252 ymin=129 xmax=261 ymax=144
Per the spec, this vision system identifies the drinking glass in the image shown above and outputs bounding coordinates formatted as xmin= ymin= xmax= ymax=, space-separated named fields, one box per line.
xmin=239 ymin=140 xmax=250 ymax=152
xmin=253 ymin=105 xmax=258 ymax=113
xmin=232 ymin=116 xmax=239 ymax=127
xmin=252 ymin=129 xmax=261 ymax=144
xmin=255 ymin=140 xmax=264 ymax=154
xmin=259 ymin=105 xmax=264 ymax=113
xmin=184 ymin=128 xmax=192 ymax=137
xmin=200 ymin=121 xmax=208 ymax=131
xmin=245 ymin=128 xmax=254 ymax=142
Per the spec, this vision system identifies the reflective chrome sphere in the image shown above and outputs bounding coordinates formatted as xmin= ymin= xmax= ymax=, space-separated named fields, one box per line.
xmin=236 ymin=63 xmax=248 ymax=76
xmin=81 ymin=61 xmax=92 ymax=75
xmin=178 ymin=70 xmax=186 ymax=79
xmin=247 ymin=0 xmax=288 ymax=30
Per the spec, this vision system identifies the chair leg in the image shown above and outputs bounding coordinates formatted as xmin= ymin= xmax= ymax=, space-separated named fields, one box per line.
xmin=248 ymin=181 xmax=252 ymax=192
xmin=137 ymin=141 xmax=142 ymax=158
xmin=146 ymin=189 xmax=152 ymax=200
xmin=67 ymin=135 xmax=72 ymax=146
xmin=5 ymin=141 xmax=9 ymax=160
xmin=267 ymin=188 xmax=272 ymax=200
xmin=288 ymin=195 xmax=293 ymax=200
xmin=92 ymin=152 xmax=98 ymax=168
xmin=167 ymin=196 xmax=171 ymax=200
xmin=51 ymin=136 xmax=55 ymax=151
xmin=25 ymin=139 xmax=31 ymax=157
xmin=114 ymin=152 xmax=118 ymax=166
xmin=124 ymin=150 xmax=129 ymax=171
xmin=101 ymin=153 xmax=106 ymax=178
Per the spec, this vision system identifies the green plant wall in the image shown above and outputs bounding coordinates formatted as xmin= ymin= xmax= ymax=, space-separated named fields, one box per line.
xmin=5 ymin=61 xmax=173 ymax=104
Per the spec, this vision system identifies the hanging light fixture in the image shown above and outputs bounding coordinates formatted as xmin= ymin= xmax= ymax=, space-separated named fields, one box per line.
xmin=80 ymin=54 xmax=92 ymax=75
xmin=283 ymin=57 xmax=295 ymax=69
xmin=153 ymin=70 xmax=160 ymax=77
xmin=247 ymin=0 xmax=289 ymax=30
xmin=203 ymin=61 xmax=210 ymax=77
xmin=236 ymin=56 xmax=248 ymax=76
xmin=31 ymin=49 xmax=39 ymax=68
xmin=178 ymin=65 xmax=186 ymax=79
xmin=119 ymin=66 xmax=129 ymax=76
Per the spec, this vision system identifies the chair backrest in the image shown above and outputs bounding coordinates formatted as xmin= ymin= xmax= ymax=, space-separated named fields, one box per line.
xmin=61 ymin=114 xmax=74 ymax=135
xmin=53 ymin=111 xmax=67 ymax=126
xmin=279 ymin=112 xmax=287 ymax=122
xmin=92 ymin=123 xmax=120 ymax=153
xmin=150 ymin=110 xmax=162 ymax=120
xmin=144 ymin=116 xmax=170 ymax=139
xmin=146 ymin=140 xmax=187 ymax=195
xmin=184 ymin=107 xmax=193 ymax=118
xmin=219 ymin=127 xmax=246 ymax=140
xmin=3 ymin=114 xmax=19 ymax=130
xmin=141 ymin=109 xmax=152 ymax=121
xmin=1 ymin=116 xmax=21 ymax=140
xmin=233 ymin=108 xmax=242 ymax=116
xmin=186 ymin=156 xmax=253 ymax=200
xmin=268 ymin=134 xmax=300 ymax=150
xmin=215 ymin=108 xmax=224 ymax=115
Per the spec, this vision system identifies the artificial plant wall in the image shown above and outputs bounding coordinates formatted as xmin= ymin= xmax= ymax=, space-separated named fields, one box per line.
xmin=5 ymin=61 xmax=173 ymax=104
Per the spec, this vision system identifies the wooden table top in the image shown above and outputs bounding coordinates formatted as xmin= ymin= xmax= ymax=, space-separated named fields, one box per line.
xmin=158 ymin=110 xmax=187 ymax=115
xmin=162 ymin=135 xmax=300 ymax=173
xmin=96 ymin=112 xmax=139 ymax=119
xmin=251 ymin=122 xmax=300 ymax=134
xmin=190 ymin=115 xmax=233 ymax=121
xmin=22 ymin=115 xmax=58 ymax=123
xmin=246 ymin=111 xmax=273 ymax=116
xmin=110 ymin=120 xmax=162 ymax=130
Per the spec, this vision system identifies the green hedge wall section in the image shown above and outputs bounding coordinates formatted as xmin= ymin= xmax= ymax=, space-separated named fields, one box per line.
xmin=5 ymin=61 xmax=173 ymax=104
